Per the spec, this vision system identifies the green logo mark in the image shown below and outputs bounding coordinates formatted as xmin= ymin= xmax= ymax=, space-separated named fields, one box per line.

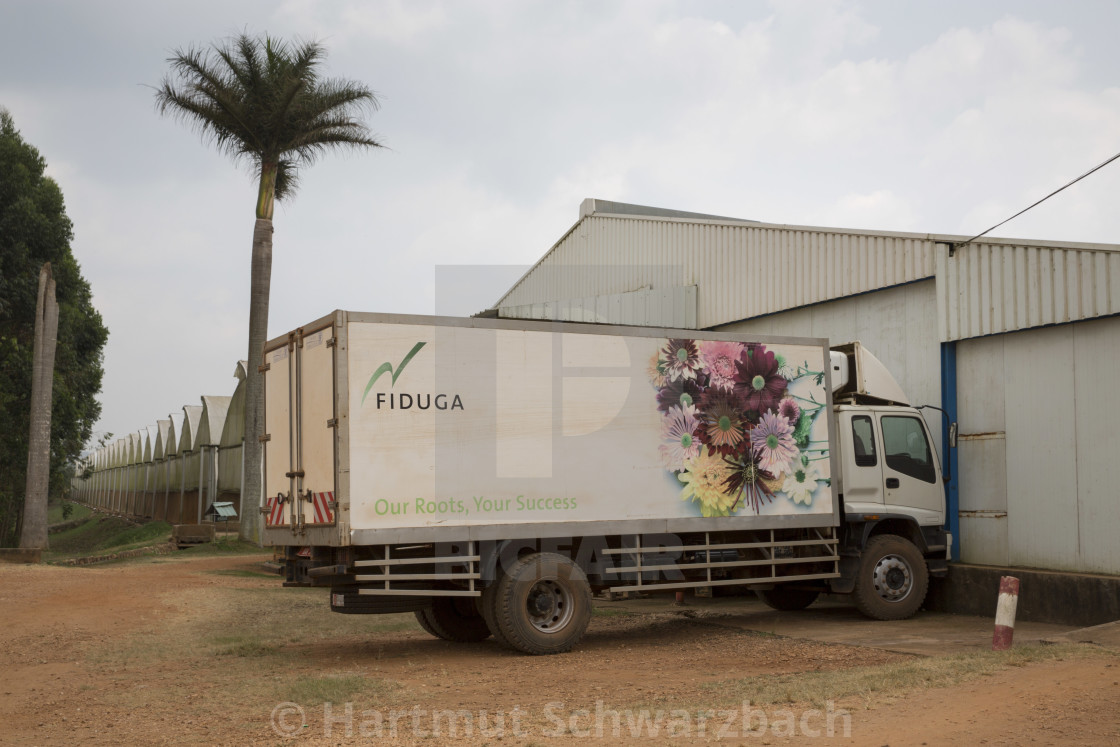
xmin=362 ymin=342 xmax=426 ymax=405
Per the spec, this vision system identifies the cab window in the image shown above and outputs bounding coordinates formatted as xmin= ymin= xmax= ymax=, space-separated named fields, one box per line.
xmin=881 ymin=416 xmax=936 ymax=483
xmin=851 ymin=416 xmax=876 ymax=467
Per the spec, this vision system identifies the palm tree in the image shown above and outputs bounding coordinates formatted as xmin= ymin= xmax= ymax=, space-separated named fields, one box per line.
xmin=155 ymin=34 xmax=382 ymax=542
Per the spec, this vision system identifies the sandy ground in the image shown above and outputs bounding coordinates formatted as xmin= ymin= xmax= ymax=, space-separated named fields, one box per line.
xmin=1 ymin=552 xmax=1117 ymax=745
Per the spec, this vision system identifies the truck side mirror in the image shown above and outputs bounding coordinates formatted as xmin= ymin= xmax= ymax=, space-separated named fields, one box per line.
xmin=949 ymin=422 xmax=957 ymax=449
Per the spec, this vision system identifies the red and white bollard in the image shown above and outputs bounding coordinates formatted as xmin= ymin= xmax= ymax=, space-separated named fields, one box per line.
xmin=991 ymin=576 xmax=1020 ymax=651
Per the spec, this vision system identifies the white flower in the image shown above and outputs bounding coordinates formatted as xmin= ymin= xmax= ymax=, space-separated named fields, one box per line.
xmin=776 ymin=353 xmax=796 ymax=381
xmin=782 ymin=458 xmax=820 ymax=505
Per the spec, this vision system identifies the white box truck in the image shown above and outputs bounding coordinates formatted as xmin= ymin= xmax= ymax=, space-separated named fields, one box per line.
xmin=262 ymin=312 xmax=952 ymax=654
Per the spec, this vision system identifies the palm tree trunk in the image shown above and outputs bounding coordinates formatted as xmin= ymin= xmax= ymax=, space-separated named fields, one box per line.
xmin=20 ymin=264 xmax=59 ymax=551
xmin=239 ymin=216 xmax=273 ymax=543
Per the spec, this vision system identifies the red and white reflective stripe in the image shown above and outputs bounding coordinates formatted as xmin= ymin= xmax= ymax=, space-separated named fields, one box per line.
xmin=992 ymin=575 xmax=1020 ymax=651
xmin=309 ymin=491 xmax=334 ymax=524
xmin=266 ymin=493 xmax=287 ymax=527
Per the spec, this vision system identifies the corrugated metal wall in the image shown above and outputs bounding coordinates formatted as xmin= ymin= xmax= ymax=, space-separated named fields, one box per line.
xmin=937 ymin=242 xmax=1120 ymax=342
xmin=500 ymin=285 xmax=698 ymax=328
xmin=957 ymin=316 xmax=1120 ymax=574
xmin=498 ymin=214 xmax=938 ymax=328
xmin=717 ymin=281 xmax=944 ymax=447
xmin=492 ymin=204 xmax=1120 ymax=577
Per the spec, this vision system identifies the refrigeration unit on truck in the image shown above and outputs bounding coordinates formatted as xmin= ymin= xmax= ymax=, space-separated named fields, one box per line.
xmin=262 ymin=312 xmax=952 ymax=655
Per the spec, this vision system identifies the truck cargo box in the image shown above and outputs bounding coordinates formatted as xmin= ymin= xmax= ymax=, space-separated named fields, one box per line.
xmin=261 ymin=312 xmax=839 ymax=547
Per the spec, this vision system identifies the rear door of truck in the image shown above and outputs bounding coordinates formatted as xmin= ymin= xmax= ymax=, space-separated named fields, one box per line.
xmin=262 ymin=315 xmax=340 ymax=539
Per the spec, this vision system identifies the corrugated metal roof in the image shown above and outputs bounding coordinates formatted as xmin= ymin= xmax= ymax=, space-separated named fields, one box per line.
xmin=937 ymin=241 xmax=1120 ymax=342
xmin=497 ymin=208 xmax=938 ymax=328
xmin=499 ymin=285 xmax=698 ymax=328
xmin=496 ymin=199 xmax=1120 ymax=341
xmin=206 ymin=501 xmax=237 ymax=518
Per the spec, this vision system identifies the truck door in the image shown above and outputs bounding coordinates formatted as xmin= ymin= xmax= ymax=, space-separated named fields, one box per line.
xmin=262 ymin=326 xmax=338 ymax=533
xmin=839 ymin=411 xmax=884 ymax=506
xmin=293 ymin=328 xmax=337 ymax=528
xmin=878 ymin=414 xmax=943 ymax=519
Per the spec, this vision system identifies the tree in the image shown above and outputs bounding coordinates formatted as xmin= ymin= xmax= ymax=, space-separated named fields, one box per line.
xmin=154 ymin=34 xmax=383 ymax=542
xmin=0 ymin=109 xmax=109 ymax=547
xmin=20 ymin=263 xmax=59 ymax=550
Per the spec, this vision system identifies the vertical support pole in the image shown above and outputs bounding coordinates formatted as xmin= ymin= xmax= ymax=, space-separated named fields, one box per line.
xmin=178 ymin=452 xmax=186 ymax=524
xmin=198 ymin=447 xmax=205 ymax=524
xmin=992 ymin=576 xmax=1020 ymax=650
xmin=940 ymin=341 xmax=960 ymax=562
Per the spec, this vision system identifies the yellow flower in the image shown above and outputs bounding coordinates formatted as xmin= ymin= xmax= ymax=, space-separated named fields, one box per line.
xmin=680 ymin=449 xmax=737 ymax=517
xmin=648 ymin=351 xmax=667 ymax=388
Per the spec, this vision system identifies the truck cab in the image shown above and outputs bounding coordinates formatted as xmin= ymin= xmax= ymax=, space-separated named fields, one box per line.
xmin=797 ymin=343 xmax=952 ymax=619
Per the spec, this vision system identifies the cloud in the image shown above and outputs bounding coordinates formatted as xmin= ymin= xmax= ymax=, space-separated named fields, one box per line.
xmin=6 ymin=1 xmax=1120 ymax=440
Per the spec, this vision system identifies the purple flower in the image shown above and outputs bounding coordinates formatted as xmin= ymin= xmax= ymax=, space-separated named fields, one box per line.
xmin=778 ymin=396 xmax=800 ymax=425
xmin=657 ymin=377 xmax=702 ymax=413
xmin=663 ymin=339 xmax=702 ymax=382
xmin=734 ymin=344 xmax=787 ymax=416
xmin=721 ymin=451 xmax=775 ymax=514
xmin=751 ymin=409 xmax=798 ymax=476
xmin=659 ymin=404 xmax=701 ymax=471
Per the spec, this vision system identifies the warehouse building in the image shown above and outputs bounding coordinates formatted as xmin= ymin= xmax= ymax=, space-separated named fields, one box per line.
xmin=492 ymin=198 xmax=1120 ymax=618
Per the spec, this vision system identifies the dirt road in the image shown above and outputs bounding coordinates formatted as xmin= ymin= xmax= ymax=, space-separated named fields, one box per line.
xmin=1 ymin=552 xmax=1117 ymax=745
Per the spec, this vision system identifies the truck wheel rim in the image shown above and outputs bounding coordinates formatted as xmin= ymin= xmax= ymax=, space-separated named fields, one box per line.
xmin=525 ymin=579 xmax=574 ymax=633
xmin=872 ymin=555 xmax=912 ymax=602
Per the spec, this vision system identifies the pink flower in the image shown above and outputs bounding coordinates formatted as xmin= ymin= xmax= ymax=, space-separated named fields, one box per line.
xmin=778 ymin=397 xmax=800 ymax=425
xmin=751 ymin=409 xmax=798 ymax=476
xmin=698 ymin=340 xmax=745 ymax=390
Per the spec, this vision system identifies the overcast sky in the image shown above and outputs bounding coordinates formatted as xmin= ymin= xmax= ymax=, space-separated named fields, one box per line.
xmin=3 ymin=0 xmax=1119 ymax=444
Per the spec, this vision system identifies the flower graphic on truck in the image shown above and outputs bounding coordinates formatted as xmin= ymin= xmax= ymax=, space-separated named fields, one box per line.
xmin=650 ymin=339 xmax=829 ymax=517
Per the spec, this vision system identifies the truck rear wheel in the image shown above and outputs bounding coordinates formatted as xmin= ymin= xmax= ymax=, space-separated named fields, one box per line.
xmin=415 ymin=597 xmax=492 ymax=642
xmin=756 ymin=587 xmax=820 ymax=611
xmin=493 ymin=552 xmax=592 ymax=655
xmin=853 ymin=535 xmax=928 ymax=620
xmin=480 ymin=577 xmax=511 ymax=646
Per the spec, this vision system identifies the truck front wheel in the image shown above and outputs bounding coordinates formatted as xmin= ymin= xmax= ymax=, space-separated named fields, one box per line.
xmin=415 ymin=597 xmax=492 ymax=642
xmin=493 ymin=552 xmax=592 ymax=655
xmin=853 ymin=535 xmax=928 ymax=620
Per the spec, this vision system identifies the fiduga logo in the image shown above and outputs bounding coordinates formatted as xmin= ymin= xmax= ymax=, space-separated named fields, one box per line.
xmin=361 ymin=341 xmax=464 ymax=411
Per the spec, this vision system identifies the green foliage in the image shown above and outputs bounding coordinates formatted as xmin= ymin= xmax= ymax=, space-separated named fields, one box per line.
xmin=154 ymin=33 xmax=383 ymax=205
xmin=46 ymin=516 xmax=171 ymax=558
xmin=0 ymin=109 xmax=109 ymax=546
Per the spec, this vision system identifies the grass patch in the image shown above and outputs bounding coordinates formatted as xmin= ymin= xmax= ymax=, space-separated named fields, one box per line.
xmin=48 ymin=500 xmax=92 ymax=524
xmin=700 ymin=643 xmax=1114 ymax=710
xmin=177 ymin=537 xmax=269 ymax=556
xmin=287 ymin=674 xmax=398 ymax=705
xmin=45 ymin=516 xmax=172 ymax=558
xmin=211 ymin=634 xmax=281 ymax=658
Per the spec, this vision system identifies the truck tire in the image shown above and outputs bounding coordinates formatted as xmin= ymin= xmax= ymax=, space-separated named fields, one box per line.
xmin=414 ymin=608 xmax=440 ymax=637
xmin=416 ymin=597 xmax=492 ymax=642
xmin=853 ymin=535 xmax=928 ymax=621
xmin=493 ymin=552 xmax=592 ymax=655
xmin=756 ymin=587 xmax=820 ymax=611
xmin=480 ymin=579 xmax=511 ymax=647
